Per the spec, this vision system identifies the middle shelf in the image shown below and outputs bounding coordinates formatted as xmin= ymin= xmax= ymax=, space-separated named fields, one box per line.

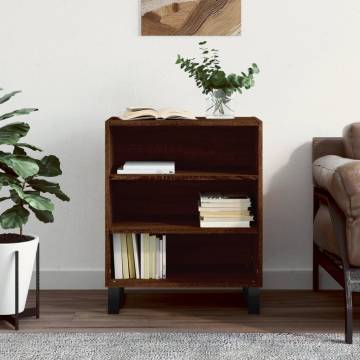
xmin=110 ymin=171 xmax=258 ymax=182
xmin=110 ymin=220 xmax=258 ymax=234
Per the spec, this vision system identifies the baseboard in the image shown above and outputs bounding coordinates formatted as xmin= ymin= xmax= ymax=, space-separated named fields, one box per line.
xmin=30 ymin=268 xmax=341 ymax=290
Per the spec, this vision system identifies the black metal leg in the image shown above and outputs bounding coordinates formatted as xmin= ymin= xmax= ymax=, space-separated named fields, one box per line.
xmin=14 ymin=251 xmax=19 ymax=330
xmin=0 ymin=245 xmax=40 ymax=330
xmin=344 ymin=272 xmax=353 ymax=344
xmin=36 ymin=243 xmax=40 ymax=319
xmin=244 ymin=287 xmax=260 ymax=314
xmin=108 ymin=287 xmax=124 ymax=314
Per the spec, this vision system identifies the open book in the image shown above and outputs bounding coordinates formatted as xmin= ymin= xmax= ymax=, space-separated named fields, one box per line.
xmin=122 ymin=107 xmax=197 ymax=120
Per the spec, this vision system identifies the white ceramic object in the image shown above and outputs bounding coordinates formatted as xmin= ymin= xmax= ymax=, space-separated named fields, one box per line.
xmin=0 ymin=235 xmax=39 ymax=315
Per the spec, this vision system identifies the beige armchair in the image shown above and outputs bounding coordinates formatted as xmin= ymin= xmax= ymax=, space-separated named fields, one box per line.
xmin=313 ymin=123 xmax=360 ymax=344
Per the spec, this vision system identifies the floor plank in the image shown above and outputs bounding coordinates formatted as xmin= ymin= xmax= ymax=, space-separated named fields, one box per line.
xmin=0 ymin=290 xmax=358 ymax=333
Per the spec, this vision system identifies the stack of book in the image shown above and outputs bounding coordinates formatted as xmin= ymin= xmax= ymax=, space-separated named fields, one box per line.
xmin=199 ymin=193 xmax=253 ymax=228
xmin=112 ymin=233 xmax=166 ymax=279
xmin=117 ymin=161 xmax=175 ymax=174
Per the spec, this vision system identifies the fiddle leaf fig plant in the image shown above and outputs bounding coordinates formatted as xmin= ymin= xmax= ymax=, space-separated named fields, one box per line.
xmin=0 ymin=88 xmax=69 ymax=234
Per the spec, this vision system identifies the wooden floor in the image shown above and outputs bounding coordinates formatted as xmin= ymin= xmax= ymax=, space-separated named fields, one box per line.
xmin=1 ymin=290 xmax=359 ymax=333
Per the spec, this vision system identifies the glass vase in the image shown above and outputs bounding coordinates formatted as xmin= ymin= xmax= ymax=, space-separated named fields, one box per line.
xmin=205 ymin=89 xmax=235 ymax=119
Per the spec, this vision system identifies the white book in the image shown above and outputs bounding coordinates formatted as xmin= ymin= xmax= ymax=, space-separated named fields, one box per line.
xmin=140 ymin=234 xmax=148 ymax=279
xmin=112 ymin=233 xmax=123 ymax=279
xmin=123 ymin=161 xmax=175 ymax=170
xmin=199 ymin=203 xmax=250 ymax=209
xmin=200 ymin=216 xmax=254 ymax=222
xmin=120 ymin=234 xmax=130 ymax=279
xmin=198 ymin=206 xmax=251 ymax=212
xmin=132 ymin=234 xmax=140 ymax=279
xmin=200 ymin=193 xmax=250 ymax=203
xmin=156 ymin=236 xmax=161 ymax=279
xmin=162 ymin=235 xmax=166 ymax=279
xmin=159 ymin=237 xmax=163 ymax=279
xmin=122 ymin=108 xmax=196 ymax=121
xmin=117 ymin=168 xmax=174 ymax=175
xmin=200 ymin=220 xmax=250 ymax=228
xmin=149 ymin=235 xmax=157 ymax=279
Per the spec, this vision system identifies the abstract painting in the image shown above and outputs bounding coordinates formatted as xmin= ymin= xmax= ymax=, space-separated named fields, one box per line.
xmin=141 ymin=0 xmax=241 ymax=36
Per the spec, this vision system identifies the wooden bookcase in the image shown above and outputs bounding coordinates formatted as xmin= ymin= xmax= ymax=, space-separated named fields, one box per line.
xmin=105 ymin=117 xmax=263 ymax=314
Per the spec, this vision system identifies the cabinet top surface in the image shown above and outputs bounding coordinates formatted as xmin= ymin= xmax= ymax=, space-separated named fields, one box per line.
xmin=106 ymin=117 xmax=262 ymax=127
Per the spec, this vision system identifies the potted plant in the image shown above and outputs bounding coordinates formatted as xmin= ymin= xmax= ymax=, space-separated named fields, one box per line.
xmin=0 ymin=88 xmax=69 ymax=317
xmin=176 ymin=41 xmax=260 ymax=118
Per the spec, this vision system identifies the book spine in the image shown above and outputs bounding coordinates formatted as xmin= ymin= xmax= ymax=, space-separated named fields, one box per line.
xmin=121 ymin=234 xmax=129 ymax=279
xmin=200 ymin=221 xmax=250 ymax=228
xmin=126 ymin=234 xmax=135 ymax=279
xmin=150 ymin=236 xmax=156 ymax=279
xmin=132 ymin=234 xmax=140 ymax=279
xmin=156 ymin=236 xmax=161 ymax=279
xmin=162 ymin=235 xmax=166 ymax=279
xmin=140 ymin=234 xmax=145 ymax=279
xmin=117 ymin=169 xmax=174 ymax=175
xmin=159 ymin=236 xmax=163 ymax=280
xmin=112 ymin=233 xmax=123 ymax=279
xmin=143 ymin=234 xmax=149 ymax=279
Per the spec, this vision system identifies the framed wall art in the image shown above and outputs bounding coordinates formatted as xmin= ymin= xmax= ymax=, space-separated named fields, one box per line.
xmin=141 ymin=0 xmax=241 ymax=36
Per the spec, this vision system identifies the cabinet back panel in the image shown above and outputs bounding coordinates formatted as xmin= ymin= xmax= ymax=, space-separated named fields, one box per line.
xmin=167 ymin=234 xmax=258 ymax=276
xmin=110 ymin=126 xmax=258 ymax=173
xmin=111 ymin=180 xmax=257 ymax=224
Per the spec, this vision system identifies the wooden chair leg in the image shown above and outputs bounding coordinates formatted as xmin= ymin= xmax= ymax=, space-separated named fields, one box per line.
xmin=344 ymin=273 xmax=353 ymax=344
xmin=313 ymin=245 xmax=319 ymax=291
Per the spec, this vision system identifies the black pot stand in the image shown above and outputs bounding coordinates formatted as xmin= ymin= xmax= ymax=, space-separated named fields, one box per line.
xmin=0 ymin=243 xmax=40 ymax=330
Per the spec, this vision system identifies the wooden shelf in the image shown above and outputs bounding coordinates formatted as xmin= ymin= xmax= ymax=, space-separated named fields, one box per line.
xmin=108 ymin=276 xmax=258 ymax=288
xmin=107 ymin=117 xmax=261 ymax=127
xmin=110 ymin=220 xmax=258 ymax=234
xmin=110 ymin=171 xmax=258 ymax=182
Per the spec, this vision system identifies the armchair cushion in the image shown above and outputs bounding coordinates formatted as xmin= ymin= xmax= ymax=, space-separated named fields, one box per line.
xmin=313 ymin=155 xmax=360 ymax=266
xmin=343 ymin=123 xmax=360 ymax=159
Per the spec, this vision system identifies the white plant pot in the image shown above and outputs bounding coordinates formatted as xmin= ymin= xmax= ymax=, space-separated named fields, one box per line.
xmin=0 ymin=235 xmax=39 ymax=315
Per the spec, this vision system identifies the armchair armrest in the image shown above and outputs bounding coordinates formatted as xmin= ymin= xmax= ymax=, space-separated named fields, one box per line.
xmin=313 ymin=155 xmax=360 ymax=218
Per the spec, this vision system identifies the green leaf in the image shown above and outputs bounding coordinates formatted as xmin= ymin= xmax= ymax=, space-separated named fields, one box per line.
xmin=198 ymin=41 xmax=207 ymax=45
xmin=27 ymin=178 xmax=70 ymax=201
xmin=13 ymin=146 xmax=26 ymax=156
xmin=252 ymin=63 xmax=260 ymax=74
xmin=37 ymin=155 xmax=62 ymax=177
xmin=30 ymin=207 xmax=54 ymax=223
xmin=227 ymin=73 xmax=240 ymax=87
xmin=0 ymin=196 xmax=10 ymax=203
xmin=0 ymin=108 xmax=38 ymax=121
xmin=23 ymin=193 xmax=54 ymax=211
xmin=9 ymin=183 xmax=25 ymax=199
xmin=0 ymin=204 xmax=29 ymax=229
xmin=16 ymin=143 xmax=42 ymax=152
xmin=0 ymin=173 xmax=19 ymax=186
xmin=0 ymin=91 xmax=21 ymax=105
xmin=209 ymin=71 xmax=226 ymax=88
xmin=9 ymin=189 xmax=21 ymax=204
xmin=0 ymin=122 xmax=30 ymax=145
xmin=0 ymin=154 xmax=39 ymax=179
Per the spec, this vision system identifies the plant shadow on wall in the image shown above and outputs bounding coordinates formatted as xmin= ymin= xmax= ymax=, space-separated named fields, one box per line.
xmin=264 ymin=142 xmax=313 ymax=286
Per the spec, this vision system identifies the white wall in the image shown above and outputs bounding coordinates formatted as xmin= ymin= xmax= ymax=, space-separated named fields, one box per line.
xmin=1 ymin=0 xmax=359 ymax=289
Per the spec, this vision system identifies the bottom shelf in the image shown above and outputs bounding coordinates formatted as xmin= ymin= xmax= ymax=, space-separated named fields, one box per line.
xmin=108 ymin=265 xmax=260 ymax=288
xmin=108 ymin=277 xmax=260 ymax=288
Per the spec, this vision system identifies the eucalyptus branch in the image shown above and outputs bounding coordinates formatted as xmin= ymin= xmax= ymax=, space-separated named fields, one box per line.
xmin=176 ymin=41 xmax=260 ymax=96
